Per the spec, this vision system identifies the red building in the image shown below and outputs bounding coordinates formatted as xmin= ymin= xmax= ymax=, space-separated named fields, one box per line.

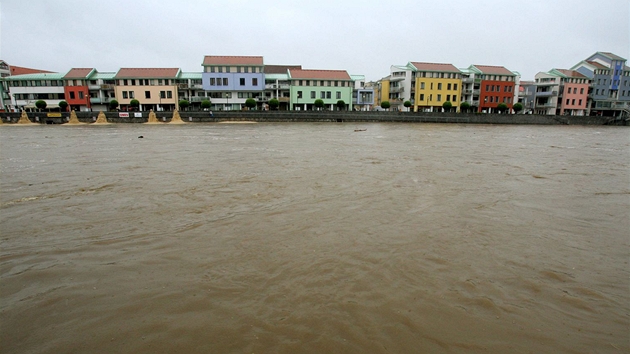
xmin=63 ymin=68 xmax=96 ymax=111
xmin=472 ymin=65 xmax=517 ymax=113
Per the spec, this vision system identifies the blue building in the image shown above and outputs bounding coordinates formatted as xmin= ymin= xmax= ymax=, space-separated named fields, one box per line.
xmin=201 ymin=56 xmax=265 ymax=110
xmin=571 ymin=52 xmax=630 ymax=117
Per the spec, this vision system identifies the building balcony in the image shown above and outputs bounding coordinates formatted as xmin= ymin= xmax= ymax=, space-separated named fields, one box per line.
xmin=190 ymin=97 xmax=207 ymax=102
xmin=90 ymin=97 xmax=102 ymax=104
xmin=535 ymin=102 xmax=556 ymax=108
xmin=88 ymin=84 xmax=101 ymax=90
xmin=265 ymin=84 xmax=290 ymax=89
xmin=462 ymin=77 xmax=473 ymax=83
xmin=473 ymin=89 xmax=480 ymax=95
xmin=390 ymin=76 xmax=405 ymax=82
xmin=463 ymin=89 xmax=473 ymax=94
xmin=535 ymin=90 xmax=558 ymax=97
xmin=390 ymin=86 xmax=404 ymax=93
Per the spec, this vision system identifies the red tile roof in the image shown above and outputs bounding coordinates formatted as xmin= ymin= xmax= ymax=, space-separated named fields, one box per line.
xmin=600 ymin=52 xmax=626 ymax=61
xmin=410 ymin=62 xmax=460 ymax=73
xmin=10 ymin=65 xmax=54 ymax=75
xmin=472 ymin=65 xmax=515 ymax=76
xmin=289 ymin=69 xmax=351 ymax=80
xmin=115 ymin=68 xmax=180 ymax=78
xmin=555 ymin=69 xmax=588 ymax=78
xmin=203 ymin=56 xmax=264 ymax=66
xmin=585 ymin=60 xmax=608 ymax=69
xmin=264 ymin=65 xmax=302 ymax=74
xmin=64 ymin=68 xmax=95 ymax=79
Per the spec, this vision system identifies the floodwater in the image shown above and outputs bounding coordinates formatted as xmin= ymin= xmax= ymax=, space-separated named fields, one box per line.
xmin=1 ymin=123 xmax=628 ymax=353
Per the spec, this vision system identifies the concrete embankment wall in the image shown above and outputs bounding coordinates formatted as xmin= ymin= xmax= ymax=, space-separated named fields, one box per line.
xmin=1 ymin=111 xmax=622 ymax=126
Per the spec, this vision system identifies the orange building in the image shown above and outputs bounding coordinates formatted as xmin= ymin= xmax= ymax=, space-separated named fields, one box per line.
xmin=470 ymin=65 xmax=517 ymax=113
xmin=63 ymin=68 xmax=96 ymax=111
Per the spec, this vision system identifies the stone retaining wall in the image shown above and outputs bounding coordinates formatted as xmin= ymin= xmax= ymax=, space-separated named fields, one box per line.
xmin=1 ymin=111 xmax=622 ymax=126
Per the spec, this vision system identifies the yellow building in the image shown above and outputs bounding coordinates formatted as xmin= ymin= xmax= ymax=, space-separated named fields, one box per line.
xmin=410 ymin=62 xmax=462 ymax=112
xmin=114 ymin=68 xmax=181 ymax=111
xmin=378 ymin=77 xmax=390 ymax=109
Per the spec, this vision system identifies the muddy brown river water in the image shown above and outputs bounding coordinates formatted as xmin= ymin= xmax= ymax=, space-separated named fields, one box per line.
xmin=1 ymin=123 xmax=628 ymax=353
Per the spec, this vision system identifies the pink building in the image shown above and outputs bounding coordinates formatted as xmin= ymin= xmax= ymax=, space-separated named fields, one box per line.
xmin=555 ymin=69 xmax=590 ymax=116
xmin=534 ymin=68 xmax=591 ymax=116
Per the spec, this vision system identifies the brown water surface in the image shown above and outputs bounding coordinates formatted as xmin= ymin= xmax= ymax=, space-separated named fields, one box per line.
xmin=1 ymin=123 xmax=628 ymax=353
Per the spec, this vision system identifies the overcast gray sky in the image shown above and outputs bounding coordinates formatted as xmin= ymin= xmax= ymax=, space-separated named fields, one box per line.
xmin=1 ymin=0 xmax=628 ymax=81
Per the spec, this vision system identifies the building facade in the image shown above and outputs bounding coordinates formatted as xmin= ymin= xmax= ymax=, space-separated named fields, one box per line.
xmin=410 ymin=62 xmax=462 ymax=112
xmin=202 ymin=56 xmax=265 ymax=111
xmin=571 ymin=52 xmax=630 ymax=117
xmin=288 ymin=69 xmax=354 ymax=111
xmin=63 ymin=68 xmax=96 ymax=112
xmin=466 ymin=65 xmax=516 ymax=113
xmin=114 ymin=68 xmax=182 ymax=111
xmin=351 ymin=75 xmax=374 ymax=111
xmin=534 ymin=69 xmax=590 ymax=115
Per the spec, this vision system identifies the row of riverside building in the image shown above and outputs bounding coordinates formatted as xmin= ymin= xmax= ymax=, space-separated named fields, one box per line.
xmin=0 ymin=52 xmax=628 ymax=117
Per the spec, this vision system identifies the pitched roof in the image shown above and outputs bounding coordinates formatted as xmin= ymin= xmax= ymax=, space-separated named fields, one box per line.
xmin=288 ymin=69 xmax=351 ymax=80
xmin=409 ymin=62 xmax=460 ymax=73
xmin=471 ymin=65 xmax=515 ymax=76
xmin=114 ymin=68 xmax=181 ymax=78
xmin=202 ymin=56 xmax=264 ymax=66
xmin=586 ymin=60 xmax=609 ymax=69
xmin=554 ymin=69 xmax=588 ymax=79
xmin=3 ymin=72 xmax=65 ymax=80
xmin=10 ymin=65 xmax=54 ymax=75
xmin=264 ymin=65 xmax=302 ymax=74
xmin=64 ymin=68 xmax=96 ymax=79
xmin=599 ymin=52 xmax=626 ymax=61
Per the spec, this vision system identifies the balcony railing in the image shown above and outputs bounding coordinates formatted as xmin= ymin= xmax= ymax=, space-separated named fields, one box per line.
xmin=390 ymin=86 xmax=404 ymax=93
xmin=265 ymin=84 xmax=290 ymax=89
xmin=535 ymin=90 xmax=558 ymax=97
xmin=462 ymin=78 xmax=473 ymax=83
xmin=90 ymin=97 xmax=102 ymax=103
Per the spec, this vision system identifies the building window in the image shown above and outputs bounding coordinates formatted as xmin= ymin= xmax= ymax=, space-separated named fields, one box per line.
xmin=437 ymin=94 xmax=442 ymax=102
xmin=438 ymin=83 xmax=442 ymax=90
xmin=122 ymin=91 xmax=128 ymax=99
xmin=486 ymin=85 xmax=490 ymax=91
xmin=419 ymin=94 xmax=424 ymax=101
xmin=167 ymin=91 xmax=172 ymax=99
xmin=297 ymin=91 xmax=302 ymax=98
xmin=244 ymin=67 xmax=249 ymax=73
xmin=252 ymin=78 xmax=258 ymax=86
xmin=420 ymin=82 xmax=425 ymax=89
xmin=579 ymin=99 xmax=582 ymax=105
xmin=145 ymin=91 xmax=151 ymax=99
xmin=311 ymin=91 xmax=315 ymax=99
xmin=210 ymin=78 xmax=215 ymax=86
xmin=129 ymin=91 xmax=134 ymax=99
xmin=446 ymin=95 xmax=451 ymax=102
xmin=452 ymin=95 xmax=456 ymax=102
xmin=326 ymin=92 xmax=331 ymax=99
xmin=240 ymin=78 xmax=245 ymax=86
xmin=447 ymin=83 xmax=452 ymax=90
xmin=336 ymin=92 xmax=341 ymax=99
xmin=320 ymin=91 xmax=325 ymax=99
xmin=79 ymin=92 xmax=84 ymax=99
xmin=223 ymin=78 xmax=228 ymax=86
xmin=69 ymin=92 xmax=75 ymax=99
xmin=453 ymin=83 xmax=458 ymax=91
xmin=160 ymin=91 xmax=165 ymax=99
xmin=572 ymin=99 xmax=575 ymax=105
